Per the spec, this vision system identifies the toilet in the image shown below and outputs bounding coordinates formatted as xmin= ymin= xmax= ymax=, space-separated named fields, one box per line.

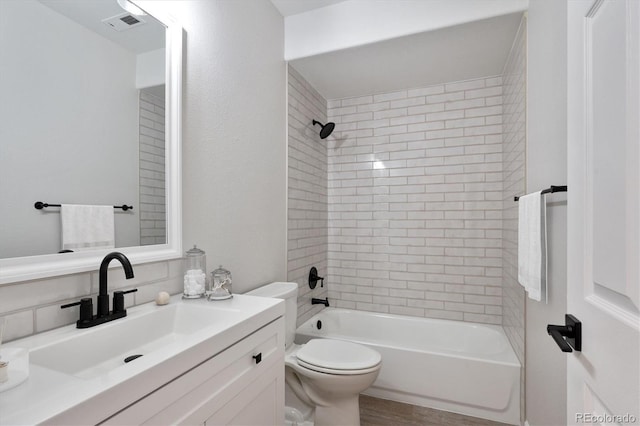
xmin=246 ymin=282 xmax=381 ymax=426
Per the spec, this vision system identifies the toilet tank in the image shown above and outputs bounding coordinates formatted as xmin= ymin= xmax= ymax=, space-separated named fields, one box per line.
xmin=246 ymin=282 xmax=298 ymax=348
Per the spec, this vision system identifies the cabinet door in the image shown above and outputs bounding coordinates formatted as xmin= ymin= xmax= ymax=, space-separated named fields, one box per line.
xmin=204 ymin=360 xmax=283 ymax=426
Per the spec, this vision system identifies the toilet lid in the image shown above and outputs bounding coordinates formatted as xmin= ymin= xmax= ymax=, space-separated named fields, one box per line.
xmin=296 ymin=339 xmax=381 ymax=371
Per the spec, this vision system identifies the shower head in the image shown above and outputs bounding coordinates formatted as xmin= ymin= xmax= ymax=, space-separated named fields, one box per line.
xmin=312 ymin=120 xmax=335 ymax=139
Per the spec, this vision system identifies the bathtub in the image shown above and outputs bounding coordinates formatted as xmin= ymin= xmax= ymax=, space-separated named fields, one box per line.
xmin=295 ymin=308 xmax=520 ymax=425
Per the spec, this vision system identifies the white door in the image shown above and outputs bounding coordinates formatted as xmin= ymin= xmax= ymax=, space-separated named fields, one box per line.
xmin=567 ymin=0 xmax=640 ymax=424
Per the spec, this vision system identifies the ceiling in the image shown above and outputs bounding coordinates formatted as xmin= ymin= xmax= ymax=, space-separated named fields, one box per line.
xmin=289 ymin=12 xmax=523 ymax=100
xmin=38 ymin=0 xmax=165 ymax=54
xmin=270 ymin=0 xmax=349 ymax=17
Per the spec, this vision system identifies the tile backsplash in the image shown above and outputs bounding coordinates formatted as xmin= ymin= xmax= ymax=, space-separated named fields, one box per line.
xmin=326 ymin=76 xmax=504 ymax=324
xmin=0 ymin=259 xmax=182 ymax=342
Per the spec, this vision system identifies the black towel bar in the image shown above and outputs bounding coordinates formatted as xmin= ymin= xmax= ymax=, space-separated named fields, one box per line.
xmin=34 ymin=202 xmax=133 ymax=211
xmin=514 ymin=185 xmax=567 ymax=202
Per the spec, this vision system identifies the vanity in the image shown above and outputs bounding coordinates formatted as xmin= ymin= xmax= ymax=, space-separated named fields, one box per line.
xmin=0 ymin=295 xmax=285 ymax=425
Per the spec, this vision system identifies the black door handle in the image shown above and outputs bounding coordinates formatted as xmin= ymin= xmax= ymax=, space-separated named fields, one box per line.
xmin=547 ymin=314 xmax=581 ymax=352
xmin=252 ymin=353 xmax=262 ymax=364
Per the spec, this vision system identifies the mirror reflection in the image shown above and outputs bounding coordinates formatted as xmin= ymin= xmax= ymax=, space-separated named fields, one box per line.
xmin=0 ymin=0 xmax=167 ymax=259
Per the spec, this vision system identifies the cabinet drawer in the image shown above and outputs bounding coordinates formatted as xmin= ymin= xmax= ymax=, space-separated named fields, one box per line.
xmin=101 ymin=318 xmax=284 ymax=425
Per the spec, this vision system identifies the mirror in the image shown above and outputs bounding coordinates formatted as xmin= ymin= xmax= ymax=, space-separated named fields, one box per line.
xmin=0 ymin=0 xmax=182 ymax=283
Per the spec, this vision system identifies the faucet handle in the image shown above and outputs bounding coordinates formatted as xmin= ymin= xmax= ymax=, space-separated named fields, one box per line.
xmin=61 ymin=298 xmax=93 ymax=322
xmin=113 ymin=289 xmax=138 ymax=314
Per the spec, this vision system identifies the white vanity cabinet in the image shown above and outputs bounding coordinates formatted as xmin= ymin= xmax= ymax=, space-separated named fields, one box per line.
xmin=101 ymin=318 xmax=285 ymax=426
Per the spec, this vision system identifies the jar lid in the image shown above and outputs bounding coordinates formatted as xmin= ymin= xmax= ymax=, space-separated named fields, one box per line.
xmin=186 ymin=245 xmax=205 ymax=256
xmin=212 ymin=265 xmax=231 ymax=276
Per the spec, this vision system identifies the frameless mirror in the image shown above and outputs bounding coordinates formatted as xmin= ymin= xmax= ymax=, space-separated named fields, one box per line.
xmin=0 ymin=0 xmax=182 ymax=283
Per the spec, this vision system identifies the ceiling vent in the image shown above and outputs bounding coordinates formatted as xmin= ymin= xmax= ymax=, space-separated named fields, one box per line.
xmin=102 ymin=12 xmax=146 ymax=32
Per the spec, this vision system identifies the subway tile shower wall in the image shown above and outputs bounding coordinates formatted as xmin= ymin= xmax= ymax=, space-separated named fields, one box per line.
xmin=502 ymin=17 xmax=527 ymax=366
xmin=326 ymin=76 xmax=504 ymax=324
xmin=287 ymin=66 xmax=329 ymax=326
xmin=501 ymin=18 xmax=527 ymax=423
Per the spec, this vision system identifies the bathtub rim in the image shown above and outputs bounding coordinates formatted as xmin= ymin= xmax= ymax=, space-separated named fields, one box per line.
xmin=296 ymin=307 xmax=521 ymax=368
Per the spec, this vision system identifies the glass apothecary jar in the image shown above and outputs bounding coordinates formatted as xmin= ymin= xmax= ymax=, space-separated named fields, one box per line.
xmin=183 ymin=245 xmax=207 ymax=298
xmin=209 ymin=265 xmax=232 ymax=300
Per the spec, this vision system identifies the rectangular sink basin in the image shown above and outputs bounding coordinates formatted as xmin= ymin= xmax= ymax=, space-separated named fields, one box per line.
xmin=30 ymin=302 xmax=247 ymax=379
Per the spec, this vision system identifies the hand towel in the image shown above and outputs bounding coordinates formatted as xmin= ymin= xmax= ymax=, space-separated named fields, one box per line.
xmin=518 ymin=191 xmax=547 ymax=302
xmin=61 ymin=204 xmax=115 ymax=251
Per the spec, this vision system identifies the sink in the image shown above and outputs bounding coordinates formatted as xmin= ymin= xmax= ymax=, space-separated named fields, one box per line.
xmin=30 ymin=302 xmax=248 ymax=379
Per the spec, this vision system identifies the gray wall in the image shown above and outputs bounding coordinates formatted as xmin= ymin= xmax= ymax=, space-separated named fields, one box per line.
xmin=170 ymin=0 xmax=288 ymax=291
xmin=0 ymin=0 xmax=287 ymax=342
xmin=525 ymin=1 xmax=568 ymax=425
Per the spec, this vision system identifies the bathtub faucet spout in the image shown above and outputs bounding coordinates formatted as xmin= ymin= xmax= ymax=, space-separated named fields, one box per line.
xmin=312 ymin=297 xmax=329 ymax=307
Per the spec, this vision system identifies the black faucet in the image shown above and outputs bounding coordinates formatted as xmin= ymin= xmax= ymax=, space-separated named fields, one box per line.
xmin=97 ymin=252 xmax=134 ymax=317
xmin=62 ymin=252 xmax=136 ymax=328
xmin=311 ymin=297 xmax=329 ymax=307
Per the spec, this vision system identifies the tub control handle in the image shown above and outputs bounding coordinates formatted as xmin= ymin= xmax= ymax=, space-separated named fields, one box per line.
xmin=547 ymin=314 xmax=581 ymax=353
xmin=253 ymin=353 xmax=262 ymax=364
xmin=309 ymin=267 xmax=324 ymax=289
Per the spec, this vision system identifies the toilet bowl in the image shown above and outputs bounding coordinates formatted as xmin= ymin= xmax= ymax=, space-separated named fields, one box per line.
xmin=246 ymin=282 xmax=382 ymax=426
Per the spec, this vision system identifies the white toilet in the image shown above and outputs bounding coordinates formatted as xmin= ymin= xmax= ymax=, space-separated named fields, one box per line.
xmin=247 ymin=282 xmax=381 ymax=426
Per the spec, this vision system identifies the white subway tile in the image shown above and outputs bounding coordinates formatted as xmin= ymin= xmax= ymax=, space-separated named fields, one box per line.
xmin=374 ymin=125 xmax=408 ymax=136
xmin=445 ymin=79 xmax=485 ymax=92
xmin=341 ymin=95 xmax=374 ymax=106
xmin=407 ymin=121 xmax=446 ymax=132
xmin=390 ymin=305 xmax=425 ymax=317
xmin=390 ymin=97 xmax=426 ymax=109
xmin=426 ymin=91 xmax=465 ymax=104
xmin=374 ymin=90 xmax=407 ymax=102
xmin=329 ymin=105 xmax=357 ymax=116
xmin=425 ymin=110 xmax=465 ymax=122
xmin=374 ymin=108 xmax=408 ymax=119
xmin=408 ymin=103 xmax=445 ymax=115
xmin=390 ymin=115 xmax=425 ymax=126
xmin=408 ymin=85 xmax=444 ymax=97
xmin=1 ymin=310 xmax=34 ymax=342
xmin=465 ymin=86 xmax=502 ymax=99
xmin=445 ymin=98 xmax=485 ymax=111
xmin=486 ymin=95 xmax=503 ymax=106
xmin=358 ymin=101 xmax=391 ymax=113
xmin=341 ymin=111 xmax=374 ymax=123
xmin=357 ymin=119 xmax=389 ymax=129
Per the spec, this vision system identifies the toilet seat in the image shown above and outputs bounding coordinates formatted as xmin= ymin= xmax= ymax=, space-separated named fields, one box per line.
xmin=293 ymin=339 xmax=381 ymax=375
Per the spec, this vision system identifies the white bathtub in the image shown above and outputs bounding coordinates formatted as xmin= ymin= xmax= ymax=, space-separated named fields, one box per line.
xmin=295 ymin=308 xmax=520 ymax=425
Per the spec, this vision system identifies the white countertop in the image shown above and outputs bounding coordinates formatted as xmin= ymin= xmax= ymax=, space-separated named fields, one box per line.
xmin=0 ymin=294 xmax=284 ymax=425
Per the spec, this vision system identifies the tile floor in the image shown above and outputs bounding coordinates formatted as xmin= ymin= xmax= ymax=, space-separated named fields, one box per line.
xmin=360 ymin=395 xmax=512 ymax=426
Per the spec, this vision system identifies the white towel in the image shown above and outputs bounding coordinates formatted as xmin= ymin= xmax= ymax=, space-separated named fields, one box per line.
xmin=61 ymin=204 xmax=115 ymax=251
xmin=518 ymin=191 xmax=547 ymax=302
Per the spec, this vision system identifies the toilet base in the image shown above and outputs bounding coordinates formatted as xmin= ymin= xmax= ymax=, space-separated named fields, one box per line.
xmin=314 ymin=394 xmax=361 ymax=426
